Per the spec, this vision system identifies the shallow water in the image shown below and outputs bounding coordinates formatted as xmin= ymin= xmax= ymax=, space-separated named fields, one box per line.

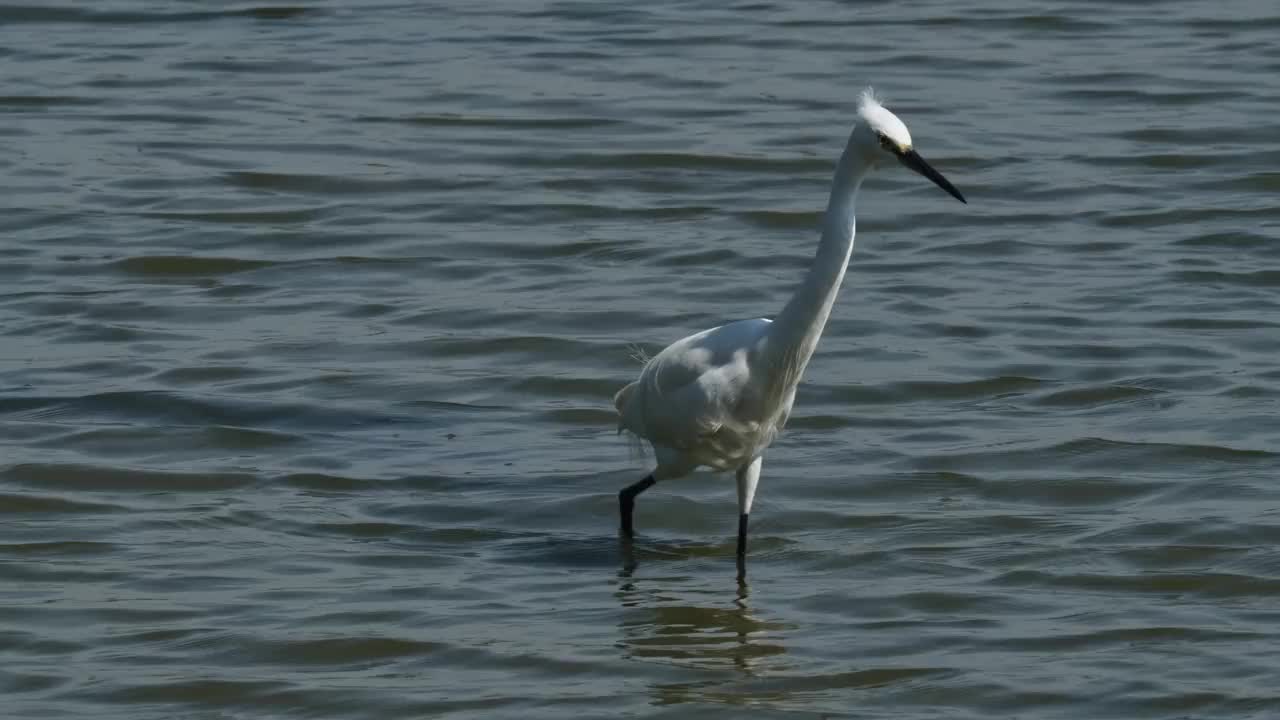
xmin=3 ymin=1 xmax=1280 ymax=718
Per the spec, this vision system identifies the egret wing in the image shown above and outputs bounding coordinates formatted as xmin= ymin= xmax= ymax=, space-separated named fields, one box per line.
xmin=617 ymin=318 xmax=770 ymax=449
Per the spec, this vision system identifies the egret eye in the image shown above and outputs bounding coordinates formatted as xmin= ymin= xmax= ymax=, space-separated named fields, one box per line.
xmin=876 ymin=132 xmax=896 ymax=152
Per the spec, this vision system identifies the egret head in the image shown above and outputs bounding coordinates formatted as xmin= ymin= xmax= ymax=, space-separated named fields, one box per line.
xmin=856 ymin=89 xmax=966 ymax=203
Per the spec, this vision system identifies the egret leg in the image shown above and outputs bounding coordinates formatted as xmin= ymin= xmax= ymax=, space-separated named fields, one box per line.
xmin=735 ymin=457 xmax=762 ymax=562
xmin=619 ymin=474 xmax=656 ymax=537
xmin=736 ymin=513 xmax=749 ymax=558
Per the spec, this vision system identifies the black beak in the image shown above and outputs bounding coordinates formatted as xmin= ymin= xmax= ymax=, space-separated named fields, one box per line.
xmin=898 ymin=149 xmax=966 ymax=204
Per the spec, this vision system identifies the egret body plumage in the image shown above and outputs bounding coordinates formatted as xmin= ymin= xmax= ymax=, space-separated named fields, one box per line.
xmin=613 ymin=90 xmax=966 ymax=568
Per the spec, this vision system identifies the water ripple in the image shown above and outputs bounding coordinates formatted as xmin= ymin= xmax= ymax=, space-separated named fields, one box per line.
xmin=4 ymin=0 xmax=1280 ymax=718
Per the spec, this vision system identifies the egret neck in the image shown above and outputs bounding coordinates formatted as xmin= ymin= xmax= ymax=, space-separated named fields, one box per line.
xmin=762 ymin=139 xmax=870 ymax=394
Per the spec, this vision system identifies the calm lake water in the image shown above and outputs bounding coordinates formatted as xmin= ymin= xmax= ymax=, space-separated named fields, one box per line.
xmin=3 ymin=1 xmax=1280 ymax=718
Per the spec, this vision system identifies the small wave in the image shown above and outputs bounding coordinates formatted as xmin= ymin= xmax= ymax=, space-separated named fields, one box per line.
xmin=134 ymin=208 xmax=327 ymax=225
xmin=222 ymin=635 xmax=443 ymax=667
xmin=111 ymin=255 xmax=275 ymax=276
xmin=1 ymin=390 xmax=403 ymax=431
xmin=1 ymin=463 xmax=258 ymax=492
xmin=0 ymin=5 xmax=319 ymax=25
xmin=222 ymin=171 xmax=484 ymax=196
xmin=1031 ymin=384 xmax=1163 ymax=409
xmin=1170 ymin=269 xmax=1280 ymax=289
xmin=0 ymin=540 xmax=115 ymax=556
xmin=0 ymin=94 xmax=101 ymax=108
xmin=993 ymin=569 xmax=1280 ymax=598
xmin=0 ymin=492 xmax=122 ymax=514
xmin=1174 ymin=230 xmax=1272 ymax=250
xmin=509 ymin=150 xmax=829 ymax=174
xmin=357 ymin=113 xmax=623 ymax=130
xmin=910 ymin=437 xmax=1276 ymax=475
xmin=825 ymin=375 xmax=1044 ymax=405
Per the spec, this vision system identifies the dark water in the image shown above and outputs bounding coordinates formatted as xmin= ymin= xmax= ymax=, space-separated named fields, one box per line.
xmin=3 ymin=1 xmax=1280 ymax=717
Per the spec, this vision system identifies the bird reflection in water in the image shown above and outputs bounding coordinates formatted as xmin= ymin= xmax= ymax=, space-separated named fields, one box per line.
xmin=614 ymin=541 xmax=789 ymax=692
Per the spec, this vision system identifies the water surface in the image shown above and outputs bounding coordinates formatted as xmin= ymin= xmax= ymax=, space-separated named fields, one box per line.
xmin=3 ymin=1 xmax=1280 ymax=718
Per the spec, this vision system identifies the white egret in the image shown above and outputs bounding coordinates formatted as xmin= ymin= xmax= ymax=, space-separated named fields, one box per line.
xmin=613 ymin=89 xmax=967 ymax=567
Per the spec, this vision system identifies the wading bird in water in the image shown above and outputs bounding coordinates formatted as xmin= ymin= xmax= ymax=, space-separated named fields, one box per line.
xmin=613 ymin=90 xmax=967 ymax=571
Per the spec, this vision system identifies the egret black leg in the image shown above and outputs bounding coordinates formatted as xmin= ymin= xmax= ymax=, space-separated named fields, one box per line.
xmin=736 ymin=513 xmax=749 ymax=558
xmin=619 ymin=474 xmax=656 ymax=537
